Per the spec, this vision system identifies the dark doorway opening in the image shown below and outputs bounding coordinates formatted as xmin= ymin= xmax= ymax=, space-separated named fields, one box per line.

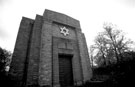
xmin=59 ymin=54 xmax=73 ymax=87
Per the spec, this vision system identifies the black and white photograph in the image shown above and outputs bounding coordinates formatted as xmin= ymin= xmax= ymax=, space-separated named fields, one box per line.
xmin=0 ymin=0 xmax=135 ymax=87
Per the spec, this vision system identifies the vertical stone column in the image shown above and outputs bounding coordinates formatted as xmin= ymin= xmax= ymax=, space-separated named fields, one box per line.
xmin=9 ymin=17 xmax=34 ymax=87
xmin=76 ymin=29 xmax=91 ymax=82
xmin=52 ymin=38 xmax=60 ymax=87
xmin=72 ymin=41 xmax=83 ymax=86
xmin=82 ymin=33 xmax=92 ymax=79
xmin=39 ymin=20 xmax=52 ymax=87
xmin=26 ymin=15 xmax=43 ymax=86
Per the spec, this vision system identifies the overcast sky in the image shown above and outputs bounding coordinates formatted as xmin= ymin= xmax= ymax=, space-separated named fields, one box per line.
xmin=0 ymin=0 xmax=135 ymax=52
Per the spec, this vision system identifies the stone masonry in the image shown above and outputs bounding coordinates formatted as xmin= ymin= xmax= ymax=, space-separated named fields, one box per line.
xmin=9 ymin=9 xmax=92 ymax=87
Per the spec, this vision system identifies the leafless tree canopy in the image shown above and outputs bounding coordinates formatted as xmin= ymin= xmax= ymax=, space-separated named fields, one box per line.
xmin=90 ymin=23 xmax=134 ymax=67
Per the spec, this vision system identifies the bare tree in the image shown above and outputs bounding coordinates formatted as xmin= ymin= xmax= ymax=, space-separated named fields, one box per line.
xmin=90 ymin=23 xmax=134 ymax=67
xmin=103 ymin=23 xmax=134 ymax=62
xmin=89 ymin=45 xmax=95 ymax=68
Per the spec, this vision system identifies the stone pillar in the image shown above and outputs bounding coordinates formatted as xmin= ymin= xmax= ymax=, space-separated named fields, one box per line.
xmin=26 ymin=15 xmax=43 ymax=86
xmin=38 ymin=20 xmax=53 ymax=86
xmin=9 ymin=17 xmax=34 ymax=87
xmin=76 ymin=29 xmax=91 ymax=82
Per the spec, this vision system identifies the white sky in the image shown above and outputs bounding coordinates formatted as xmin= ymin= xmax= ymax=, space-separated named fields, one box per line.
xmin=0 ymin=0 xmax=135 ymax=52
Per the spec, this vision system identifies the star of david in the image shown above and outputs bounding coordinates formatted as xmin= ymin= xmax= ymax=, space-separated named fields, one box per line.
xmin=60 ymin=27 xmax=69 ymax=36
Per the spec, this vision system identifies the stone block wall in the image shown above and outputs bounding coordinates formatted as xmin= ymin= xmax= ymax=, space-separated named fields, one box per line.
xmin=9 ymin=17 xmax=34 ymax=87
xmin=76 ymin=29 xmax=91 ymax=82
xmin=9 ymin=9 xmax=92 ymax=87
xmin=39 ymin=20 xmax=53 ymax=86
xmin=26 ymin=15 xmax=43 ymax=86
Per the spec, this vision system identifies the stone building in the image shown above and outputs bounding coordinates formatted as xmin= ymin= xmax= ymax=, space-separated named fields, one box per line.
xmin=9 ymin=9 xmax=92 ymax=87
